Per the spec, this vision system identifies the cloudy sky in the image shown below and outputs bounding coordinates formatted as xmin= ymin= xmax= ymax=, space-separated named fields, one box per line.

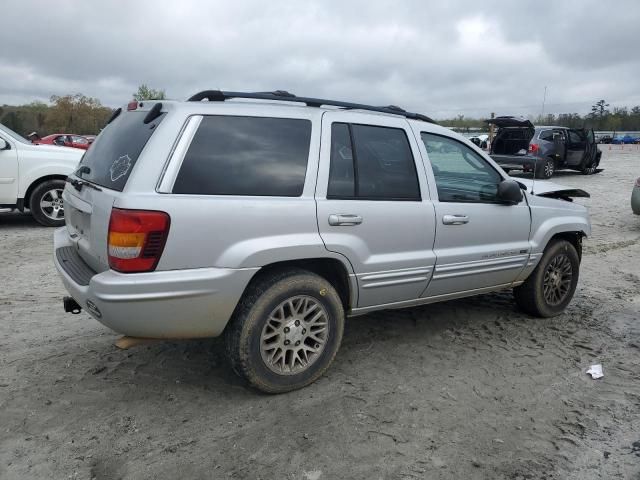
xmin=2 ymin=0 xmax=639 ymax=118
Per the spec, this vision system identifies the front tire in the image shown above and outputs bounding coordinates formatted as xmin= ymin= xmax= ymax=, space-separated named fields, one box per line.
xmin=29 ymin=179 xmax=66 ymax=227
xmin=225 ymin=268 xmax=345 ymax=393
xmin=514 ymin=240 xmax=580 ymax=317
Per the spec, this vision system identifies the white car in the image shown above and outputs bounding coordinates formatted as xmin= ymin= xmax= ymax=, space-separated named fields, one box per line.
xmin=0 ymin=123 xmax=83 ymax=226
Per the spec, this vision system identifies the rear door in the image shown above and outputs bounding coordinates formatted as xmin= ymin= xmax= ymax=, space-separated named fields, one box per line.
xmin=417 ymin=131 xmax=531 ymax=297
xmin=315 ymin=112 xmax=436 ymax=308
xmin=63 ymin=109 xmax=167 ymax=272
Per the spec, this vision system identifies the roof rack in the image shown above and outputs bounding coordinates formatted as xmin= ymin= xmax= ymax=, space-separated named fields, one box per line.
xmin=187 ymin=90 xmax=436 ymax=124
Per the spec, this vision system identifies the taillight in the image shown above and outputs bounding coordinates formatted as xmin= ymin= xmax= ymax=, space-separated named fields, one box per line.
xmin=108 ymin=208 xmax=170 ymax=273
xmin=529 ymin=143 xmax=540 ymax=154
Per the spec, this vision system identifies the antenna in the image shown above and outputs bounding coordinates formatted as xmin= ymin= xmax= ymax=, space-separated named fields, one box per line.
xmin=531 ymin=158 xmax=536 ymax=195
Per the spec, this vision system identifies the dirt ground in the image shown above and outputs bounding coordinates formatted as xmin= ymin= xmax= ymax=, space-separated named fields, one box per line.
xmin=1 ymin=146 xmax=639 ymax=480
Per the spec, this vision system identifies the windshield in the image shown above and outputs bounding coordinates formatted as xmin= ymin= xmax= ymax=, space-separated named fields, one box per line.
xmin=75 ymin=110 xmax=166 ymax=191
xmin=0 ymin=123 xmax=31 ymax=145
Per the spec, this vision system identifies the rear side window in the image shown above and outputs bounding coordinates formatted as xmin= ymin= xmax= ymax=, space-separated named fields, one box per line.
xmin=173 ymin=116 xmax=311 ymax=196
xmin=327 ymin=123 xmax=420 ymax=201
xmin=76 ymin=111 xmax=165 ymax=191
xmin=539 ymin=130 xmax=555 ymax=141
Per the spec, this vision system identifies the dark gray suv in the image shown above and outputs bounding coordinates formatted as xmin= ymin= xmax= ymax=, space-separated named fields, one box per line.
xmin=488 ymin=117 xmax=601 ymax=179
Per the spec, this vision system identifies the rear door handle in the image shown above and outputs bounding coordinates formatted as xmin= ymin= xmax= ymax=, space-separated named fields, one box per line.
xmin=328 ymin=214 xmax=363 ymax=226
xmin=442 ymin=214 xmax=469 ymax=225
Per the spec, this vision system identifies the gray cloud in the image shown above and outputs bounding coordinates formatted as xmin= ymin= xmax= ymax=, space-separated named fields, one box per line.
xmin=1 ymin=0 xmax=639 ymax=118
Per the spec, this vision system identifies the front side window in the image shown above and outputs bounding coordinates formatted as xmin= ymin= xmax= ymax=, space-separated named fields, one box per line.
xmin=327 ymin=123 xmax=420 ymax=201
xmin=421 ymin=133 xmax=502 ymax=203
xmin=173 ymin=116 xmax=312 ymax=196
xmin=568 ymin=130 xmax=583 ymax=143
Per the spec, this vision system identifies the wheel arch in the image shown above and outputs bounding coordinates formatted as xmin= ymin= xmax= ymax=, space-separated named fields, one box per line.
xmin=240 ymin=257 xmax=356 ymax=312
xmin=547 ymin=231 xmax=585 ymax=260
xmin=23 ymin=175 xmax=68 ymax=210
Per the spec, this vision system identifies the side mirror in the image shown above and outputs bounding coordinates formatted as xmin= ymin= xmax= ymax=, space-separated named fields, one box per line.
xmin=0 ymin=138 xmax=8 ymax=150
xmin=497 ymin=179 xmax=523 ymax=205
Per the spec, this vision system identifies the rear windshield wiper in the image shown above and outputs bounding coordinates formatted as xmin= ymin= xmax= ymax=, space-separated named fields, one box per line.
xmin=66 ymin=176 xmax=102 ymax=192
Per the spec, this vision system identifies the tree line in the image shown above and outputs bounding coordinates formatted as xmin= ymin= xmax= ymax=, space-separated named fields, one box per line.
xmin=439 ymin=100 xmax=640 ymax=132
xmin=2 ymin=92 xmax=639 ymax=137
xmin=0 ymin=85 xmax=166 ymax=137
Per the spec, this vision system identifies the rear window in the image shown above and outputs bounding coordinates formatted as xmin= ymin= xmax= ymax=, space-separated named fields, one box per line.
xmin=75 ymin=111 xmax=165 ymax=191
xmin=173 ymin=116 xmax=312 ymax=196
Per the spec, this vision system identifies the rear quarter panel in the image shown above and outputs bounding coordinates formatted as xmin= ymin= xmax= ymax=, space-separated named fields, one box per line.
xmin=117 ymin=105 xmax=331 ymax=271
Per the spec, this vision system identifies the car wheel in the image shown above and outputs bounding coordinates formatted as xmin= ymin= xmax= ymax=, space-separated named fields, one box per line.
xmin=581 ymin=163 xmax=597 ymax=175
xmin=225 ymin=268 xmax=345 ymax=393
xmin=29 ymin=179 xmax=66 ymax=227
xmin=535 ymin=159 xmax=555 ymax=179
xmin=514 ymin=240 xmax=580 ymax=317
xmin=581 ymin=155 xmax=600 ymax=175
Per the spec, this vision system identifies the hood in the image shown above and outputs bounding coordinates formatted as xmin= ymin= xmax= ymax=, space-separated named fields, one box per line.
xmin=486 ymin=116 xmax=534 ymax=129
xmin=514 ymin=178 xmax=590 ymax=200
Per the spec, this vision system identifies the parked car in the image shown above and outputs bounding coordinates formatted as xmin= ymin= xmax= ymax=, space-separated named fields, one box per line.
xmin=54 ymin=91 xmax=591 ymax=393
xmin=0 ymin=123 xmax=84 ymax=226
xmin=469 ymin=134 xmax=489 ymax=149
xmin=35 ymin=134 xmax=92 ymax=150
xmin=487 ymin=116 xmax=601 ymax=178
xmin=596 ymin=134 xmax=612 ymax=144
xmin=612 ymin=135 xmax=638 ymax=145
xmin=632 ymin=177 xmax=640 ymax=215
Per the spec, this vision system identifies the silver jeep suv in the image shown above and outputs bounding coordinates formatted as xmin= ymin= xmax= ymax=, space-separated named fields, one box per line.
xmin=54 ymin=90 xmax=591 ymax=393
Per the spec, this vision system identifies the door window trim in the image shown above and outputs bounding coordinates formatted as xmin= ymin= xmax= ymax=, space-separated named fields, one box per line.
xmin=327 ymin=122 xmax=422 ymax=202
xmin=157 ymin=115 xmax=202 ymax=193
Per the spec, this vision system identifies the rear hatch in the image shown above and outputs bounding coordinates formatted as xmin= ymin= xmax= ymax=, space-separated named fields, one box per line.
xmin=486 ymin=116 xmax=535 ymax=155
xmin=485 ymin=116 xmax=534 ymax=129
xmin=62 ymin=106 xmax=166 ymax=273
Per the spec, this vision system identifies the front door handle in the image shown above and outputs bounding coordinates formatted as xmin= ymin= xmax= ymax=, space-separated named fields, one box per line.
xmin=328 ymin=214 xmax=363 ymax=226
xmin=442 ymin=214 xmax=469 ymax=225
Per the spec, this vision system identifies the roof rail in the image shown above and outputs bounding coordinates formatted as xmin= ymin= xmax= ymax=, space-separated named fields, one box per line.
xmin=186 ymin=90 xmax=436 ymax=124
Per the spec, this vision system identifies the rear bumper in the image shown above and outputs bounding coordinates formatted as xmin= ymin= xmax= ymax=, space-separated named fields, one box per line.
xmin=53 ymin=228 xmax=258 ymax=338
xmin=490 ymin=154 xmax=540 ymax=170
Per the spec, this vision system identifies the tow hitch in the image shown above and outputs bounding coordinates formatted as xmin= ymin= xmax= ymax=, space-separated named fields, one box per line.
xmin=63 ymin=296 xmax=82 ymax=314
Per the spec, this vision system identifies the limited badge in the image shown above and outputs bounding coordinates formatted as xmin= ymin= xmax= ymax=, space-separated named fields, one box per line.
xmin=110 ymin=154 xmax=132 ymax=182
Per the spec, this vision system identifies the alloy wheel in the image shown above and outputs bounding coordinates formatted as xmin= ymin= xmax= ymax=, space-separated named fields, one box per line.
xmin=542 ymin=253 xmax=572 ymax=306
xmin=39 ymin=188 xmax=65 ymax=221
xmin=260 ymin=295 xmax=329 ymax=375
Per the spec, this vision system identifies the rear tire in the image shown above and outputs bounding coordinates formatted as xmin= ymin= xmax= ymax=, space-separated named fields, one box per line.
xmin=224 ymin=268 xmax=345 ymax=393
xmin=514 ymin=240 xmax=580 ymax=317
xmin=535 ymin=158 xmax=555 ymax=179
xmin=29 ymin=179 xmax=66 ymax=227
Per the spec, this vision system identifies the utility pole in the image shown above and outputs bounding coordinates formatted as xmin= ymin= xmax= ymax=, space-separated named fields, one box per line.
xmin=489 ymin=112 xmax=495 ymax=145
xmin=541 ymin=86 xmax=547 ymax=118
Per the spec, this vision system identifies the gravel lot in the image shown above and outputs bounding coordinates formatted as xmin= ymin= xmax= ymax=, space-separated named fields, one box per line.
xmin=1 ymin=146 xmax=639 ymax=480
